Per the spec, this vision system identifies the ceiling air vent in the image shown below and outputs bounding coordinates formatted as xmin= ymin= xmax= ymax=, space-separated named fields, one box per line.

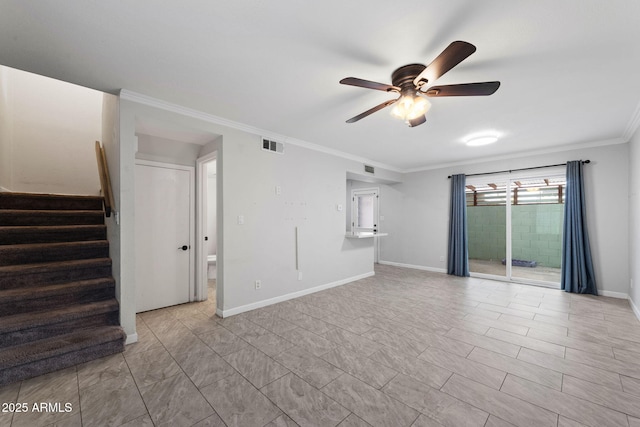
xmin=364 ymin=164 xmax=375 ymax=174
xmin=262 ymin=137 xmax=284 ymax=154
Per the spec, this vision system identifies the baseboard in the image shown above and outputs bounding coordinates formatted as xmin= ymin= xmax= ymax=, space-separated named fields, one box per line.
xmin=218 ymin=271 xmax=375 ymax=318
xmin=378 ymin=260 xmax=447 ymax=274
xmin=629 ymin=296 xmax=640 ymax=322
xmin=600 ymin=290 xmax=629 ymax=299
xmin=125 ymin=333 xmax=138 ymax=345
xmin=0 ymin=186 xmax=9 ymax=192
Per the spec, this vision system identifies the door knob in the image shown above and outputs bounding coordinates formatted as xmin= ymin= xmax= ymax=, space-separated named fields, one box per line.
xmin=178 ymin=245 xmax=189 ymax=251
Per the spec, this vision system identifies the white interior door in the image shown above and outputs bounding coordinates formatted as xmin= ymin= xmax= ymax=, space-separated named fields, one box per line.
xmin=135 ymin=161 xmax=193 ymax=312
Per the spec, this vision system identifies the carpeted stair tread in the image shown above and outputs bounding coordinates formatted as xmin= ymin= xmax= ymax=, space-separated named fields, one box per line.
xmin=0 ymin=277 xmax=115 ymax=316
xmin=0 ymin=257 xmax=112 ymax=276
xmin=0 ymin=209 xmax=105 ymax=226
xmin=0 ymin=277 xmax=115 ymax=304
xmin=0 ymin=326 xmax=126 ymax=371
xmin=0 ymin=225 xmax=106 ymax=245
xmin=0 ymin=240 xmax=109 ymax=266
xmin=0 ymin=299 xmax=119 ymax=335
xmin=0 ymin=192 xmax=103 ymax=211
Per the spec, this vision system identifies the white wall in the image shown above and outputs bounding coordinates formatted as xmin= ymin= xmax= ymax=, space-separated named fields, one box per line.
xmin=0 ymin=66 xmax=102 ymax=195
xmin=628 ymin=128 xmax=640 ymax=317
xmin=0 ymin=66 xmax=12 ymax=191
xmin=381 ymin=143 xmax=630 ymax=297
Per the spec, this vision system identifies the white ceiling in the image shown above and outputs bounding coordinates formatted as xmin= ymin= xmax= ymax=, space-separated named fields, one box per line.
xmin=1 ymin=1 xmax=639 ymax=171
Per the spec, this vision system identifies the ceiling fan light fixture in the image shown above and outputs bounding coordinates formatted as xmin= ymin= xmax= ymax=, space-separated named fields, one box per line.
xmin=390 ymin=94 xmax=431 ymax=122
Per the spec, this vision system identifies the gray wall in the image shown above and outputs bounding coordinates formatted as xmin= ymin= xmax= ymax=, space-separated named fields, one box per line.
xmin=118 ymin=98 xmax=403 ymax=338
xmin=381 ymin=143 xmax=630 ymax=297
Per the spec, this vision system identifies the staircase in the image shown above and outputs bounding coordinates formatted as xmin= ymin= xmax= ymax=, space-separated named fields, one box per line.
xmin=0 ymin=192 xmax=126 ymax=386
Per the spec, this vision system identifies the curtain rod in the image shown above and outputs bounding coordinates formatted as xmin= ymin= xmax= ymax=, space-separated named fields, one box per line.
xmin=447 ymin=160 xmax=590 ymax=179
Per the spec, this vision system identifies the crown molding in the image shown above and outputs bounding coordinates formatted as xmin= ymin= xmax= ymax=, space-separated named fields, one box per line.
xmin=623 ymin=99 xmax=640 ymax=141
xmin=402 ymin=137 xmax=628 ymax=174
xmin=119 ymin=90 xmax=403 ymax=173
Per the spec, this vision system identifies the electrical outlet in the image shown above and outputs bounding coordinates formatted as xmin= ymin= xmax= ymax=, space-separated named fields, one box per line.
xmin=298 ymin=271 xmax=303 ymax=281
xmin=238 ymin=215 xmax=244 ymax=225
xmin=255 ymin=280 xmax=262 ymax=290
xmin=275 ymin=186 xmax=282 ymax=195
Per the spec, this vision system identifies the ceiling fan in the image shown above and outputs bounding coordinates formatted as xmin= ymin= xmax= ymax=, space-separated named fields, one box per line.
xmin=340 ymin=41 xmax=500 ymax=127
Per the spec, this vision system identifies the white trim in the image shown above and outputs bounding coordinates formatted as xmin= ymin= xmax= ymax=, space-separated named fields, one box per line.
xmin=623 ymin=99 xmax=640 ymax=141
xmin=378 ymin=260 xmax=447 ymax=274
xmin=600 ymin=290 xmax=629 ymax=299
xmin=217 ymin=271 xmax=374 ymax=318
xmin=0 ymin=186 xmax=9 ymax=192
xmin=629 ymin=297 xmax=640 ymax=322
xmin=125 ymin=333 xmax=138 ymax=345
xmin=120 ymin=89 xmax=402 ymax=173
xmin=403 ymin=137 xmax=627 ymax=174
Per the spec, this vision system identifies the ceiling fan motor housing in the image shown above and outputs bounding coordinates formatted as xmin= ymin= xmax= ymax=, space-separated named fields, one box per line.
xmin=391 ymin=64 xmax=426 ymax=95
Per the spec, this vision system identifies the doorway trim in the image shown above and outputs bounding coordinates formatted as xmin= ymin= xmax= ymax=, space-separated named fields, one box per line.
xmin=196 ymin=151 xmax=217 ymax=302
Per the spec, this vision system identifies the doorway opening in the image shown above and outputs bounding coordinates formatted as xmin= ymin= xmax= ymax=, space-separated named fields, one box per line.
xmin=351 ymin=187 xmax=380 ymax=262
xmin=467 ymin=172 xmax=565 ymax=287
xmin=196 ymin=151 xmax=219 ymax=310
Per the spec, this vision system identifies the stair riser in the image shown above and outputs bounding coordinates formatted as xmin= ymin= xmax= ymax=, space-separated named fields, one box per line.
xmin=0 ymin=243 xmax=109 ymax=266
xmin=0 ymin=227 xmax=106 ymax=245
xmin=0 ymin=338 xmax=124 ymax=387
xmin=0 ymin=264 xmax=112 ymax=289
xmin=0 ymin=196 xmax=103 ymax=211
xmin=0 ymin=287 xmax=115 ymax=316
xmin=0 ymin=212 xmax=104 ymax=226
xmin=0 ymin=312 xmax=119 ymax=347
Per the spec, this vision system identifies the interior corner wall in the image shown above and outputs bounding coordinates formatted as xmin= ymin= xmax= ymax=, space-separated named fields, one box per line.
xmin=628 ymin=128 xmax=640 ymax=317
xmin=0 ymin=67 xmax=13 ymax=191
xmin=381 ymin=143 xmax=630 ymax=297
xmin=0 ymin=67 xmax=102 ymax=195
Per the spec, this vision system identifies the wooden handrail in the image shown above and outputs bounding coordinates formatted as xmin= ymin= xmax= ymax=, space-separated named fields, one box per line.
xmin=95 ymin=141 xmax=115 ymax=217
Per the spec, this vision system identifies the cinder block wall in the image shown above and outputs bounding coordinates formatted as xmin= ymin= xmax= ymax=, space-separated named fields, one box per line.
xmin=468 ymin=204 xmax=563 ymax=267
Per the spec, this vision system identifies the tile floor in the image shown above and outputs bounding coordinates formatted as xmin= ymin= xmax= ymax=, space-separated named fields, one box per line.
xmin=2 ymin=264 xmax=640 ymax=426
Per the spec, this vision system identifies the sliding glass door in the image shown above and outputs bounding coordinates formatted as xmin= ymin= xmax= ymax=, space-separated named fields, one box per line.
xmin=466 ymin=173 xmax=565 ymax=286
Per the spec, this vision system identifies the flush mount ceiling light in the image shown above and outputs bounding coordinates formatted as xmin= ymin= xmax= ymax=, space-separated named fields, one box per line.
xmin=463 ymin=133 xmax=499 ymax=147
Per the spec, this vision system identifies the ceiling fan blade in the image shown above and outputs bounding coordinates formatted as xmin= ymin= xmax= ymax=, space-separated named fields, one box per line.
xmin=346 ymin=99 xmax=398 ymax=123
xmin=407 ymin=115 xmax=426 ymax=127
xmin=424 ymin=81 xmax=500 ymax=97
xmin=340 ymin=77 xmax=399 ymax=92
xmin=413 ymin=41 xmax=477 ymax=87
